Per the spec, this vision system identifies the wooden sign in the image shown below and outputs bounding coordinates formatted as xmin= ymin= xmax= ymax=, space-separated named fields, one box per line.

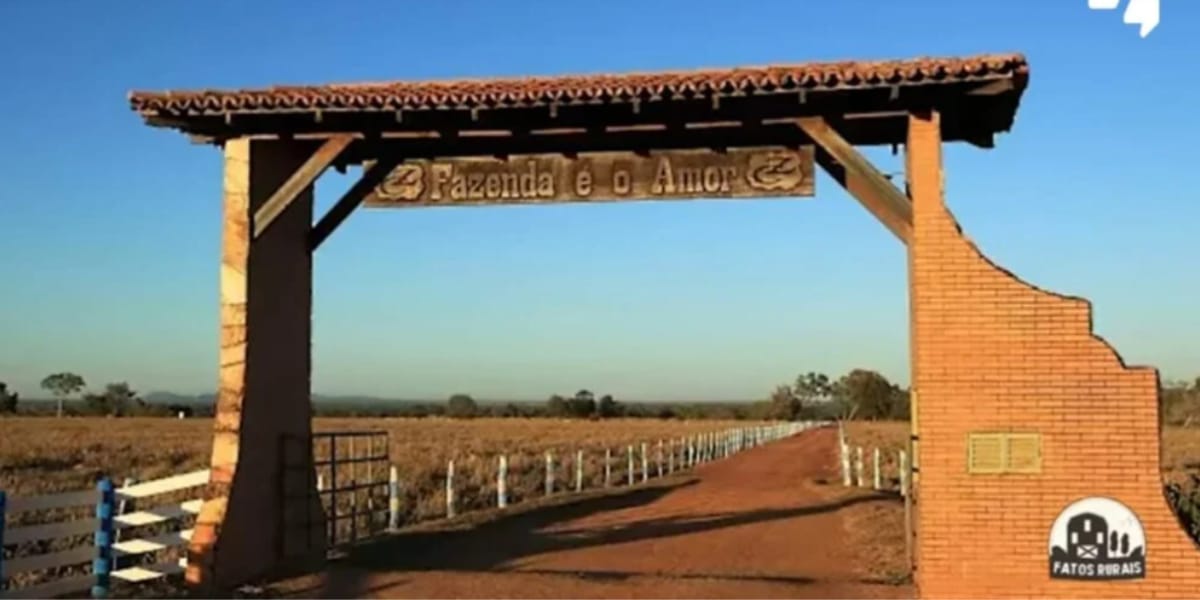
xmin=362 ymin=146 xmax=814 ymax=207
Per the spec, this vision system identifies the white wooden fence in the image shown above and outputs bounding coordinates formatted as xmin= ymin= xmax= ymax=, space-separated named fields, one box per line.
xmin=1 ymin=420 xmax=826 ymax=598
xmin=0 ymin=469 xmax=208 ymax=599
xmin=452 ymin=422 xmax=825 ymax=519
xmin=836 ymin=421 xmax=910 ymax=496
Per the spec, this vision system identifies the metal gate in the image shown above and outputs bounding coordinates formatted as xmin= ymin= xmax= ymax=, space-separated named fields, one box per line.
xmin=280 ymin=430 xmax=391 ymax=560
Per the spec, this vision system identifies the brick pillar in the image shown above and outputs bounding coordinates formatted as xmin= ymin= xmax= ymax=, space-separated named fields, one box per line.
xmin=186 ymin=139 xmax=324 ymax=590
xmin=908 ymin=110 xmax=1200 ymax=598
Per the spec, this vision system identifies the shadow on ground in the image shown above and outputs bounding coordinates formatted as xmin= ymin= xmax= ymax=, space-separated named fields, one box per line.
xmin=281 ymin=477 xmax=899 ymax=598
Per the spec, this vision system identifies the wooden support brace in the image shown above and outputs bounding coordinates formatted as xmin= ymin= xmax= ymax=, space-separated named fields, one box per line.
xmin=309 ymin=156 xmax=402 ymax=252
xmin=252 ymin=135 xmax=353 ymax=239
xmin=796 ymin=117 xmax=912 ymax=244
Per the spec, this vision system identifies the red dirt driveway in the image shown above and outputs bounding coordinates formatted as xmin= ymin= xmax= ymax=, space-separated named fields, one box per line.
xmin=276 ymin=426 xmax=913 ymax=599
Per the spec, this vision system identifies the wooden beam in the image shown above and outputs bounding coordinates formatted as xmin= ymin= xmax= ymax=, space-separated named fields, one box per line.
xmin=796 ymin=117 xmax=912 ymax=244
xmin=309 ymin=157 xmax=402 ymax=252
xmin=252 ymin=135 xmax=353 ymax=239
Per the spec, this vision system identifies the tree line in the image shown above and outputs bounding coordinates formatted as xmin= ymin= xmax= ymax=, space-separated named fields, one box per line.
xmin=3 ymin=370 xmax=1198 ymax=424
xmin=0 ymin=373 xmax=186 ymax=417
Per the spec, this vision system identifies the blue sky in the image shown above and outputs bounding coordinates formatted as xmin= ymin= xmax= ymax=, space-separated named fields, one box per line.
xmin=0 ymin=0 xmax=1196 ymax=401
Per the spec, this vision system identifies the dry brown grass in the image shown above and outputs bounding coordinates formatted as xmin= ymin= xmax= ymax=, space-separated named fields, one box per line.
xmin=0 ymin=416 xmax=756 ymax=595
xmin=842 ymin=420 xmax=1200 ymax=484
xmin=0 ymin=416 xmax=750 ymax=515
xmin=837 ymin=421 xmax=1200 ymax=584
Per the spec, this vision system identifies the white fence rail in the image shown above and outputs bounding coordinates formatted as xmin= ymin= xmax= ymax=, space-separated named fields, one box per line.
xmin=0 ymin=469 xmax=208 ymax=599
xmin=1 ymin=420 xmax=827 ymax=598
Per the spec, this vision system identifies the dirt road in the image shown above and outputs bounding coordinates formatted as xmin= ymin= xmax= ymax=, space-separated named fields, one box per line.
xmin=276 ymin=426 xmax=912 ymax=599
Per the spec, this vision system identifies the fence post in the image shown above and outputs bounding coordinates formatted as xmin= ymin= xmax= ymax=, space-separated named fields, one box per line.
xmin=604 ymin=448 xmax=612 ymax=487
xmin=873 ymin=448 xmax=882 ymax=490
xmin=899 ymin=450 xmax=908 ymax=498
xmin=91 ymin=477 xmax=115 ymax=599
xmin=855 ymin=447 xmax=865 ymax=488
xmin=446 ymin=459 xmax=456 ymax=519
xmin=839 ymin=430 xmax=852 ymax=486
xmin=668 ymin=439 xmax=675 ymax=474
xmin=545 ymin=451 xmax=555 ymax=496
xmin=0 ymin=489 xmax=6 ymax=592
xmin=388 ymin=465 xmax=401 ymax=529
xmin=575 ymin=450 xmax=583 ymax=493
xmin=640 ymin=443 xmax=649 ymax=483
xmin=498 ymin=456 xmax=508 ymax=508
xmin=656 ymin=440 xmax=664 ymax=478
xmin=627 ymin=445 xmax=635 ymax=486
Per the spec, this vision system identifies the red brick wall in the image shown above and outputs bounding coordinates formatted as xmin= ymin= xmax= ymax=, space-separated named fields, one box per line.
xmin=908 ymin=111 xmax=1200 ymax=598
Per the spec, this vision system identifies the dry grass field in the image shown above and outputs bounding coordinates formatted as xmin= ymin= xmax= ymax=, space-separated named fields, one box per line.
xmin=0 ymin=416 xmax=752 ymax=520
xmin=843 ymin=421 xmax=1200 ymax=488
xmin=0 ymin=416 xmax=760 ymax=595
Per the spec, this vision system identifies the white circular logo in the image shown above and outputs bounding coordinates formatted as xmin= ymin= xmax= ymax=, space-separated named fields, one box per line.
xmin=1048 ymin=496 xmax=1145 ymax=580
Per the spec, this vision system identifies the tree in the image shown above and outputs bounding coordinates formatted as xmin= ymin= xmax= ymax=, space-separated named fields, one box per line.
xmin=567 ymin=389 xmax=597 ymax=419
xmin=793 ymin=372 xmax=832 ymax=410
xmin=83 ymin=382 xmax=138 ymax=417
xmin=546 ymin=394 xmax=569 ymax=418
xmin=41 ymin=372 xmax=86 ymax=418
xmin=766 ymin=384 xmax=801 ymax=420
xmin=833 ymin=369 xmax=901 ymax=420
xmin=446 ymin=394 xmax=478 ymax=419
xmin=596 ymin=394 xmax=621 ymax=418
xmin=0 ymin=382 xmax=18 ymax=414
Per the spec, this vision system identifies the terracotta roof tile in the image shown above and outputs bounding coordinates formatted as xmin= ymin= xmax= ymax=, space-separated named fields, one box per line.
xmin=129 ymin=53 xmax=1027 ymax=116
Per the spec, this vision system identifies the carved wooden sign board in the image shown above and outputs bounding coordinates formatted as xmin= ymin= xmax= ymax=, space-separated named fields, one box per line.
xmin=362 ymin=146 xmax=815 ymax=207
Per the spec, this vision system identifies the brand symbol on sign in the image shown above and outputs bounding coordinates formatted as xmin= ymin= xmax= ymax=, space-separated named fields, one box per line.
xmin=1088 ymin=0 xmax=1160 ymax=38
xmin=377 ymin=164 xmax=425 ymax=201
xmin=1049 ymin=497 xmax=1146 ymax=580
xmin=746 ymin=151 xmax=805 ymax=192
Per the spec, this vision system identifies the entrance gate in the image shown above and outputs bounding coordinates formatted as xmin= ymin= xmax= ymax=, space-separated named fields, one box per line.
xmin=278 ymin=430 xmax=391 ymax=564
xmin=128 ymin=53 xmax=1200 ymax=598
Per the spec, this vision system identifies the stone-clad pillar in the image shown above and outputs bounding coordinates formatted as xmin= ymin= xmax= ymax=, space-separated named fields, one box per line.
xmin=186 ymin=138 xmax=323 ymax=590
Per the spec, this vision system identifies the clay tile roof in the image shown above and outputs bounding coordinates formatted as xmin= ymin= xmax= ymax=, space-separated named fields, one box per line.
xmin=128 ymin=53 xmax=1027 ymax=116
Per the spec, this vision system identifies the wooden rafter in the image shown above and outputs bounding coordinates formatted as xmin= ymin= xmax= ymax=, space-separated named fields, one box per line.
xmin=252 ymin=134 xmax=354 ymax=239
xmin=796 ymin=117 xmax=913 ymax=244
xmin=309 ymin=157 xmax=402 ymax=252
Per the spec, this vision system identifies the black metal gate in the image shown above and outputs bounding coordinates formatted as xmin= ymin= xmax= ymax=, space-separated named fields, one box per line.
xmin=280 ymin=430 xmax=391 ymax=560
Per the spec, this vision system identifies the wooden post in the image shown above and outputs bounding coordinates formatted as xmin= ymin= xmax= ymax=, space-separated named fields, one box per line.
xmin=92 ymin=478 xmax=115 ymax=599
xmin=840 ymin=439 xmax=852 ymax=487
xmin=545 ymin=451 xmax=554 ymax=496
xmin=497 ymin=456 xmax=508 ymax=508
xmin=604 ymin=448 xmax=612 ymax=487
xmin=656 ymin=440 xmax=664 ymax=477
xmin=627 ymin=446 xmax=635 ymax=486
xmin=899 ymin=450 xmax=909 ymax=497
xmin=873 ymin=448 xmax=882 ymax=490
xmin=388 ymin=466 xmax=400 ymax=530
xmin=855 ymin=447 xmax=865 ymax=488
xmin=668 ymin=440 xmax=675 ymax=474
xmin=575 ymin=450 xmax=583 ymax=493
xmin=446 ymin=459 xmax=456 ymax=518
xmin=640 ymin=443 xmax=649 ymax=483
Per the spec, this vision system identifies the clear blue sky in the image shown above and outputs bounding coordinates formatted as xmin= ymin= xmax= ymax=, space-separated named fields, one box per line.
xmin=0 ymin=1 xmax=1196 ymax=401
